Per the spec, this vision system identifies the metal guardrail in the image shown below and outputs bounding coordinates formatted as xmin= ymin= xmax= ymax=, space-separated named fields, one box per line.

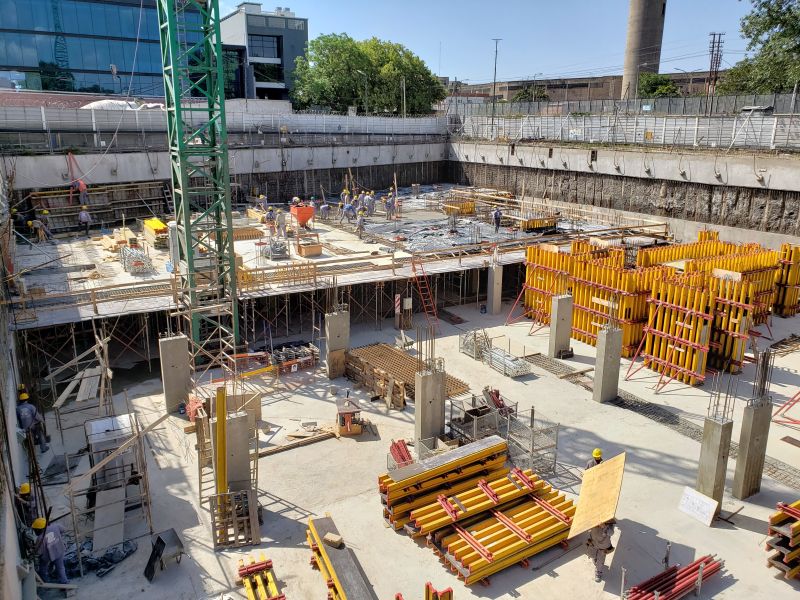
xmin=455 ymin=113 xmax=800 ymax=150
xmin=444 ymin=92 xmax=799 ymax=117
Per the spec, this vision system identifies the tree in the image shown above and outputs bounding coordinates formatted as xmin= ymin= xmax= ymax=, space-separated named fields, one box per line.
xmin=292 ymin=34 xmax=446 ymax=114
xmin=638 ymin=72 xmax=680 ymax=98
xmin=38 ymin=61 xmax=75 ymax=92
xmin=717 ymin=0 xmax=800 ymax=94
xmin=511 ymin=86 xmax=549 ymax=102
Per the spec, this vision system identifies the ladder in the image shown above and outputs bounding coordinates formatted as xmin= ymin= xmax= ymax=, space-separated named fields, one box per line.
xmin=163 ymin=184 xmax=174 ymax=215
xmin=411 ymin=258 xmax=439 ymax=331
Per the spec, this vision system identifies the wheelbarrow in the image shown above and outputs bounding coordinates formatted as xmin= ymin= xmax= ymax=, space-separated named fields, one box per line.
xmin=144 ymin=528 xmax=184 ymax=582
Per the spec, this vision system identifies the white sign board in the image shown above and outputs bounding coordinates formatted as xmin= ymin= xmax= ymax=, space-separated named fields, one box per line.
xmin=678 ymin=486 xmax=718 ymax=527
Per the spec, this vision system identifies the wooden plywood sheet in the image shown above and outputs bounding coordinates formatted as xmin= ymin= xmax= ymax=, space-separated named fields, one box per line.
xmin=92 ymin=486 xmax=126 ymax=552
xmin=568 ymin=452 xmax=626 ymax=539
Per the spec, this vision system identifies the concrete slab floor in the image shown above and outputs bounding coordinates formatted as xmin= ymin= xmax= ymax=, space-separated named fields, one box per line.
xmin=39 ymin=303 xmax=800 ymax=599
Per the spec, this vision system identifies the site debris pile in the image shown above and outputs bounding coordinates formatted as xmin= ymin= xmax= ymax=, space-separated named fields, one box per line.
xmin=774 ymin=243 xmax=800 ymax=317
xmin=379 ymin=437 xmax=575 ymax=585
xmin=767 ymin=500 xmax=800 ymax=581
xmin=520 ymin=230 xmax=791 ymax=386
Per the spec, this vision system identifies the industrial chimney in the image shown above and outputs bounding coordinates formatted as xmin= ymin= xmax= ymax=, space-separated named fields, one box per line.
xmin=621 ymin=0 xmax=667 ymax=100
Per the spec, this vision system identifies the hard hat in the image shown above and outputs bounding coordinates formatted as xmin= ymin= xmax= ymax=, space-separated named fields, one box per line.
xmin=82 ymin=205 xmax=88 ymax=210
xmin=343 ymin=188 xmax=349 ymax=193
xmin=258 ymin=194 xmax=265 ymax=199
xmin=592 ymin=448 xmax=603 ymax=459
xmin=310 ymin=196 xmax=316 ymax=200
xmin=42 ymin=210 xmax=49 ymax=215
xmin=292 ymin=196 xmax=299 ymax=201
xmin=19 ymin=482 xmax=30 ymax=495
xmin=277 ymin=209 xmax=283 ymax=213
xmin=32 ymin=517 xmax=46 ymax=530
xmin=26 ymin=221 xmax=32 ymax=226
xmin=19 ymin=392 xmax=29 ymax=400
xmin=11 ymin=208 xmax=17 ymax=213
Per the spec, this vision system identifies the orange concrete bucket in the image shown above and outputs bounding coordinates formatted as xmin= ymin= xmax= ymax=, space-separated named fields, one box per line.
xmin=291 ymin=205 xmax=314 ymax=227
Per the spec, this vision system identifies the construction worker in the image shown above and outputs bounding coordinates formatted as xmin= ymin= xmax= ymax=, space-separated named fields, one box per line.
xmin=77 ymin=205 xmax=92 ymax=237
xmin=384 ymin=194 xmax=395 ymax=220
xmin=365 ymin=191 xmax=375 ymax=216
xmin=16 ymin=392 xmax=48 ymax=453
xmin=340 ymin=202 xmax=356 ymax=224
xmin=72 ymin=179 xmax=89 ymax=204
xmin=356 ymin=190 xmax=365 ymax=209
xmin=585 ymin=448 xmax=603 ymax=470
xmin=11 ymin=208 xmax=26 ymax=232
xmin=39 ymin=210 xmax=54 ymax=238
xmin=319 ymin=200 xmax=330 ymax=220
xmin=587 ymin=518 xmax=616 ymax=582
xmin=275 ymin=209 xmax=287 ymax=237
xmin=29 ymin=219 xmax=51 ymax=243
xmin=258 ymin=194 xmax=268 ymax=211
xmin=14 ymin=482 xmax=37 ymax=526
xmin=356 ymin=209 xmax=366 ymax=239
xmin=493 ymin=207 xmax=503 ymax=233
xmin=340 ymin=188 xmax=349 ymax=204
xmin=265 ymin=207 xmax=276 ymax=233
xmin=33 ymin=518 xmax=69 ymax=584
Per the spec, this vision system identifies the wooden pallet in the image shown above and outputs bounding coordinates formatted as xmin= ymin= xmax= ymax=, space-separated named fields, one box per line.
xmin=208 ymin=489 xmax=260 ymax=550
xmin=347 ymin=344 xmax=469 ymax=399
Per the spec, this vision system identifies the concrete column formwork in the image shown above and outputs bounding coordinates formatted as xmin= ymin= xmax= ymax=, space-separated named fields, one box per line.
xmin=414 ymin=370 xmax=446 ymax=456
xmin=732 ymin=401 xmax=772 ymax=500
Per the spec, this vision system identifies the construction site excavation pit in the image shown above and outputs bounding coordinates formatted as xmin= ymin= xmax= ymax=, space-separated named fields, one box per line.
xmin=6 ymin=178 xmax=800 ymax=600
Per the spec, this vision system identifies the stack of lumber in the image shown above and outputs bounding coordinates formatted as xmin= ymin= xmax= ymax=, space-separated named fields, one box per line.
xmin=100 ymin=227 xmax=137 ymax=251
xmin=143 ymin=217 xmax=168 ymax=249
xmin=379 ymin=437 xmax=509 ymax=531
xmin=347 ymin=344 xmax=469 ymax=402
xmin=767 ymin=500 xmax=800 ymax=580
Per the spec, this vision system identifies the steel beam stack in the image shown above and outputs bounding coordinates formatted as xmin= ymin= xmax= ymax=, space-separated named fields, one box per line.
xmin=237 ymin=554 xmax=285 ymax=600
xmin=626 ymin=555 xmax=723 ymax=599
xmin=767 ymin=500 xmax=800 ymax=580
xmin=775 ymin=244 xmax=800 ymax=317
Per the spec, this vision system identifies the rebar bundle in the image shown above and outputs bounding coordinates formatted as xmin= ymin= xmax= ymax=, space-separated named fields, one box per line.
xmin=119 ymin=246 xmax=154 ymax=274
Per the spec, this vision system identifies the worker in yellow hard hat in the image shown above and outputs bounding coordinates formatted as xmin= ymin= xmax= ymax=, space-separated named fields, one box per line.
xmin=17 ymin=392 xmax=49 ymax=453
xmin=585 ymin=448 xmax=603 ymax=470
xmin=14 ymin=482 xmax=36 ymax=525
xmin=275 ymin=208 xmax=287 ymax=238
xmin=33 ymin=518 xmax=69 ymax=584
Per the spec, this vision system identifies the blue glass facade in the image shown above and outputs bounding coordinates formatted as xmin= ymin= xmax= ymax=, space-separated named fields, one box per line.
xmin=0 ymin=0 xmax=210 ymax=96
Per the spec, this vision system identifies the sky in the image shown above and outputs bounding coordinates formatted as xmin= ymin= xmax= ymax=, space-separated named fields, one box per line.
xmin=219 ymin=0 xmax=754 ymax=84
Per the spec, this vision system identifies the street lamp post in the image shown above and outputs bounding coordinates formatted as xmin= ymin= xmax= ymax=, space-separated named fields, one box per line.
xmin=490 ymin=38 xmax=501 ymax=140
xmin=356 ymin=69 xmax=368 ymax=115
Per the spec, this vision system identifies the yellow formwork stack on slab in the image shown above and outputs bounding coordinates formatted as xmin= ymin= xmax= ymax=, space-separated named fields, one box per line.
xmin=570 ymin=251 xmax=672 ymax=357
xmin=775 ymin=244 xmax=800 ymax=317
xmin=706 ymin=275 xmax=754 ymax=373
xmin=522 ymin=245 xmax=571 ymax=326
xmin=635 ymin=239 xmax=736 ymax=268
xmin=641 ymin=272 xmax=715 ymax=387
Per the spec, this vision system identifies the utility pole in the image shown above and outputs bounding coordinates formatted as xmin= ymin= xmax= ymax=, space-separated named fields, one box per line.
xmin=707 ymin=32 xmax=725 ymax=116
xmin=357 ymin=69 xmax=368 ymax=115
xmin=490 ymin=38 xmax=501 ymax=140
xmin=401 ymin=77 xmax=406 ymax=119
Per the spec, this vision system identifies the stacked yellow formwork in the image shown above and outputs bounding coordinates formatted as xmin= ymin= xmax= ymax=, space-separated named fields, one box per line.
xmin=706 ymin=276 xmax=754 ymax=372
xmin=571 ymin=249 xmax=672 ymax=357
xmin=442 ymin=198 xmax=476 ymax=216
xmin=775 ymin=244 xmax=800 ymax=317
xmin=635 ymin=239 xmax=736 ymax=268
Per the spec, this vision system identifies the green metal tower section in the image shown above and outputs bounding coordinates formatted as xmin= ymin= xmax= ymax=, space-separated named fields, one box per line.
xmin=156 ymin=0 xmax=239 ymax=380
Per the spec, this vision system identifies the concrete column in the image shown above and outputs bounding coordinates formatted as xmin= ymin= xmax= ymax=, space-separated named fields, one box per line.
xmin=696 ymin=417 xmax=733 ymax=514
xmin=593 ymin=327 xmax=622 ymax=403
xmin=212 ymin=411 xmax=250 ymax=492
xmin=414 ymin=370 xmax=446 ymax=456
xmin=159 ymin=334 xmax=190 ymax=413
xmin=732 ymin=401 xmax=772 ymax=500
xmin=470 ymin=268 xmax=480 ymax=295
xmin=487 ymin=265 xmax=503 ymax=315
xmin=548 ymin=294 xmax=573 ymax=359
xmin=324 ymin=309 xmax=350 ymax=379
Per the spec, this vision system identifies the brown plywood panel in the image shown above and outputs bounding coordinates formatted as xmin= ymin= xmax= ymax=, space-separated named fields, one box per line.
xmin=568 ymin=452 xmax=626 ymax=539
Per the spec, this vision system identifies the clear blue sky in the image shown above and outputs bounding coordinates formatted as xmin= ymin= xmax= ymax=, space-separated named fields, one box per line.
xmin=220 ymin=0 xmax=753 ymax=83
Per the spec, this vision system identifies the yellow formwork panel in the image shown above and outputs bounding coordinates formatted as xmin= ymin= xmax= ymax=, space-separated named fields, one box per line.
xmin=775 ymin=244 xmax=800 ymax=317
xmin=642 ymin=272 xmax=715 ymax=386
xmin=697 ymin=228 xmax=720 ymax=242
xmin=635 ymin=239 xmax=736 ymax=267
xmin=707 ymin=276 xmax=754 ymax=373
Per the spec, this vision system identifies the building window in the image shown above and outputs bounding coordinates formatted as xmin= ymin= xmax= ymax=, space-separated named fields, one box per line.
xmin=287 ymin=19 xmax=304 ymax=31
xmin=247 ymin=14 xmax=266 ymax=28
xmin=248 ymin=34 xmax=280 ymax=59
xmin=253 ymin=63 xmax=284 ymax=83
xmin=267 ymin=17 xmax=285 ymax=29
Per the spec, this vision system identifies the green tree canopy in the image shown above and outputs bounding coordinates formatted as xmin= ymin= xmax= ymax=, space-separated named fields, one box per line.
xmin=291 ymin=34 xmax=446 ymax=114
xmin=638 ymin=72 xmax=680 ymax=98
xmin=717 ymin=0 xmax=800 ymax=94
xmin=511 ymin=86 xmax=549 ymax=102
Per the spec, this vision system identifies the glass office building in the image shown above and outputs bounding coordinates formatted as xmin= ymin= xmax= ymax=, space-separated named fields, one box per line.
xmin=0 ymin=0 xmax=244 ymax=98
